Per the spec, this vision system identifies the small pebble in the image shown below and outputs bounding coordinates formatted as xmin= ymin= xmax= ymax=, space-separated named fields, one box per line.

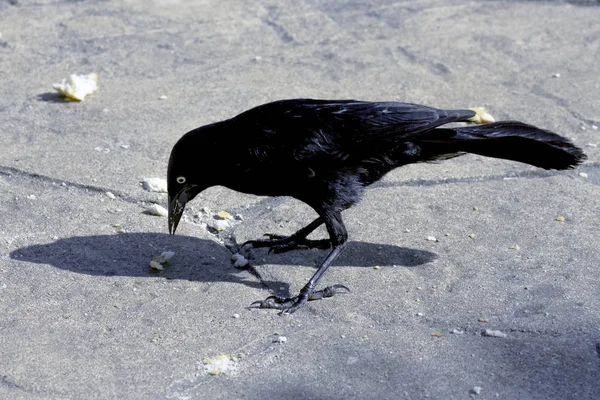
xmin=470 ymin=386 xmax=482 ymax=395
xmin=207 ymin=219 xmax=229 ymax=232
xmin=552 ymin=73 xmax=560 ymax=78
xmin=483 ymin=329 xmax=507 ymax=338
xmin=273 ymin=336 xmax=287 ymax=344
xmin=416 ymin=312 xmax=423 ymax=316
xmin=231 ymin=253 xmax=249 ymax=268
xmin=592 ymin=125 xmax=598 ymax=130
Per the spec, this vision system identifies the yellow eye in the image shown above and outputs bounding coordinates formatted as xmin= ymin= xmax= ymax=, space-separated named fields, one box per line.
xmin=176 ymin=176 xmax=186 ymax=184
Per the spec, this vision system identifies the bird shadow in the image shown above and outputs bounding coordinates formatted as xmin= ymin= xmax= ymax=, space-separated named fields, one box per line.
xmin=9 ymin=233 xmax=436 ymax=291
xmin=245 ymin=240 xmax=437 ymax=268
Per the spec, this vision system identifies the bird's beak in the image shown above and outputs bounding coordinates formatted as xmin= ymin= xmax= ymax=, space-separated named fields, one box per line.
xmin=168 ymin=185 xmax=198 ymax=235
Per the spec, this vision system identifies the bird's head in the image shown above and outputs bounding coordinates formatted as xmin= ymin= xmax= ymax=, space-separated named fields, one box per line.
xmin=167 ymin=129 xmax=212 ymax=235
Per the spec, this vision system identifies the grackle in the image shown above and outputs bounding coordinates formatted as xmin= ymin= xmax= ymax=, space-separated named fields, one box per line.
xmin=167 ymin=99 xmax=586 ymax=314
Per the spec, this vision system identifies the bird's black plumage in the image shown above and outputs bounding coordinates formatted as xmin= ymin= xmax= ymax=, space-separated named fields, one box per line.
xmin=167 ymin=99 xmax=586 ymax=314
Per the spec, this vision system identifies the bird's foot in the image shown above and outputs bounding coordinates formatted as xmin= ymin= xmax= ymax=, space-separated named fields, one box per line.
xmin=241 ymin=234 xmax=330 ymax=255
xmin=248 ymin=284 xmax=350 ymax=314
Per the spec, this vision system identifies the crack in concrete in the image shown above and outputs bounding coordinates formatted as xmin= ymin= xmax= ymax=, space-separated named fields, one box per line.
xmin=0 ymin=165 xmax=146 ymax=204
xmin=370 ymin=166 xmax=596 ymax=189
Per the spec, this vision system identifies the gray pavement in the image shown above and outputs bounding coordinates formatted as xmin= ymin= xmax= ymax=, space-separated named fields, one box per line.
xmin=1 ymin=0 xmax=599 ymax=399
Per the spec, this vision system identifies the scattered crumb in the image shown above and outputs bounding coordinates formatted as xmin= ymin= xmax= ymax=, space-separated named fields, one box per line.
xmin=592 ymin=125 xmax=598 ymax=130
xmin=468 ymin=233 xmax=476 ymax=239
xmin=202 ymin=354 xmax=238 ymax=376
xmin=451 ymin=329 xmax=465 ymax=335
xmin=509 ymin=244 xmax=520 ymax=250
xmin=149 ymin=260 xmax=164 ymax=271
xmin=426 ymin=236 xmax=437 ymax=242
xmin=483 ymin=329 xmax=507 ymax=338
xmin=431 ymin=332 xmax=443 ymax=337
xmin=235 ymin=213 xmax=244 ymax=221
xmin=552 ymin=73 xmax=561 ymax=78
xmin=145 ymin=204 xmax=168 ymax=217
xmin=478 ymin=317 xmax=489 ymax=323
xmin=555 ymin=216 xmax=565 ymax=222
xmin=231 ymin=253 xmax=249 ymax=268
xmin=105 ymin=191 xmax=116 ymax=199
xmin=233 ymin=313 xmax=240 ymax=319
xmin=404 ymin=228 xmax=411 ymax=233
xmin=149 ymin=251 xmax=175 ymax=271
xmin=587 ymin=143 xmax=598 ymax=147
xmin=142 ymin=178 xmax=167 ymax=193
xmin=579 ymin=172 xmax=588 ymax=178
xmin=473 ymin=206 xmax=479 ymax=211
xmin=468 ymin=107 xmax=495 ymax=124
xmin=26 ymin=194 xmax=36 ymax=200
xmin=373 ymin=266 xmax=381 ymax=270
xmin=52 ymin=72 xmax=98 ymax=101
xmin=159 ymin=95 xmax=168 ymax=100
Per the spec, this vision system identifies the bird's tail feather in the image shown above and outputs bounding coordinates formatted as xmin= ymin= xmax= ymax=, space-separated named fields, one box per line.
xmin=419 ymin=121 xmax=586 ymax=170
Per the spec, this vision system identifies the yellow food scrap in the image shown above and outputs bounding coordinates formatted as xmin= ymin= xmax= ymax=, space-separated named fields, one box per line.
xmin=215 ymin=211 xmax=232 ymax=220
xmin=52 ymin=72 xmax=98 ymax=101
xmin=555 ymin=216 xmax=565 ymax=222
xmin=431 ymin=332 xmax=444 ymax=337
xmin=468 ymin=107 xmax=495 ymax=124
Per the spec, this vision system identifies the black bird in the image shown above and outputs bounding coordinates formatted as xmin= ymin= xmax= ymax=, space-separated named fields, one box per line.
xmin=167 ymin=99 xmax=586 ymax=314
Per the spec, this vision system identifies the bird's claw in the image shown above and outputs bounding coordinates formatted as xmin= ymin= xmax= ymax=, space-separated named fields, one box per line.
xmin=247 ymin=284 xmax=350 ymax=314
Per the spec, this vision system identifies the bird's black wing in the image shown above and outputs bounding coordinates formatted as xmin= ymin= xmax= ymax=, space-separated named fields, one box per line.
xmin=231 ymin=99 xmax=476 ymax=163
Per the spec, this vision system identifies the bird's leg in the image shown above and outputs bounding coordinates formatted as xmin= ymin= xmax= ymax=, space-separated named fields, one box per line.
xmin=241 ymin=217 xmax=331 ymax=254
xmin=249 ymin=211 xmax=349 ymax=314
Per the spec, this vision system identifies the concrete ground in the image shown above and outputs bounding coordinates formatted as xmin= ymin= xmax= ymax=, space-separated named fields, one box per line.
xmin=1 ymin=0 xmax=599 ymax=399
